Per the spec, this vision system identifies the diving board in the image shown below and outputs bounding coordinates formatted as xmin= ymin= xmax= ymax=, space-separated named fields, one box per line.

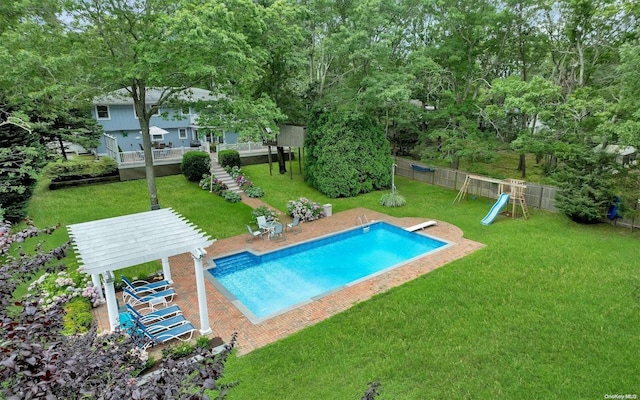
xmin=405 ymin=221 xmax=437 ymax=231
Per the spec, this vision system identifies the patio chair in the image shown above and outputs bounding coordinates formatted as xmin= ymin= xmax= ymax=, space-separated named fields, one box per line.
xmin=138 ymin=320 xmax=197 ymax=349
xmin=256 ymin=216 xmax=268 ymax=230
xmin=126 ymin=303 xmax=182 ymax=325
xmin=123 ymin=287 xmax=176 ymax=308
xmin=121 ymin=276 xmax=171 ymax=295
xmin=286 ymin=216 xmax=301 ymax=233
xmin=271 ymin=223 xmax=285 ymax=241
xmin=246 ymin=224 xmax=267 ymax=243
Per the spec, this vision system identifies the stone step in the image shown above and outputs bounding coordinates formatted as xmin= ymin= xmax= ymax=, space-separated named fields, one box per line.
xmin=209 ymin=160 xmax=243 ymax=194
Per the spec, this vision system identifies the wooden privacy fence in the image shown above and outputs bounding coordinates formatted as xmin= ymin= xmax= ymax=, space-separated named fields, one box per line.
xmin=394 ymin=157 xmax=639 ymax=229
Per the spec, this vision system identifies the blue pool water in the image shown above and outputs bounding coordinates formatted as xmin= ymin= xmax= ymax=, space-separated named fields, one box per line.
xmin=208 ymin=221 xmax=447 ymax=321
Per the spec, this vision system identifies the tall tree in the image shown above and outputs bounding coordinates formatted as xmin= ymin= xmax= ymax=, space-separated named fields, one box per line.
xmin=542 ymin=0 xmax=631 ymax=93
xmin=480 ymin=76 xmax=562 ymax=177
xmin=0 ymin=0 xmax=79 ymax=221
xmin=66 ymin=0 xmax=266 ymax=209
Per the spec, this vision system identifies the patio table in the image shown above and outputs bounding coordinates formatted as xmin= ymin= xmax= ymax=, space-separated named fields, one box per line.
xmin=262 ymin=221 xmax=282 ymax=240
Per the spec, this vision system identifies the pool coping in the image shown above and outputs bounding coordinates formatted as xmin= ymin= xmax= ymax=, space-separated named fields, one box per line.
xmin=206 ymin=221 xmax=454 ymax=324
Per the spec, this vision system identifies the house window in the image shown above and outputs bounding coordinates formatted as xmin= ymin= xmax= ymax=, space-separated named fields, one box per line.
xmin=178 ymin=128 xmax=188 ymax=139
xmin=180 ymin=106 xmax=190 ymax=116
xmin=133 ymin=105 xmax=160 ymax=119
xmin=152 ymin=134 xmax=164 ymax=141
xmin=96 ymin=105 xmax=110 ymax=120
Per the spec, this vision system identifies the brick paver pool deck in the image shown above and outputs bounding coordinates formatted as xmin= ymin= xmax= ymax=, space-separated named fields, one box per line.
xmin=93 ymin=204 xmax=484 ymax=355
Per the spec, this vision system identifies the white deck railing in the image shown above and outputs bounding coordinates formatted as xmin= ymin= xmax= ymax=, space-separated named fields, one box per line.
xmin=117 ymin=146 xmax=203 ymax=166
xmin=217 ymin=141 xmax=269 ymax=153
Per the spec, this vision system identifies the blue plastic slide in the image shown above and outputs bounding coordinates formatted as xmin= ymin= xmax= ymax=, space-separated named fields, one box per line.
xmin=481 ymin=193 xmax=511 ymax=226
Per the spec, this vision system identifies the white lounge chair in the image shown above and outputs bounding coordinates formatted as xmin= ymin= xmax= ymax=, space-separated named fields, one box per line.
xmin=138 ymin=320 xmax=196 ymax=349
xmin=123 ymin=287 xmax=176 ymax=308
xmin=126 ymin=304 xmax=182 ymax=324
xmin=121 ymin=276 xmax=171 ymax=295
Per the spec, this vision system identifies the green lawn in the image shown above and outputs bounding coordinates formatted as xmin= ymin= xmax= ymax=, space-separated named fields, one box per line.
xmin=24 ymin=162 xmax=640 ymax=399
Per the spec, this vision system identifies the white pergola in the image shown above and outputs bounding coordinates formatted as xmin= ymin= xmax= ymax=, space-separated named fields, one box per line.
xmin=67 ymin=208 xmax=215 ymax=334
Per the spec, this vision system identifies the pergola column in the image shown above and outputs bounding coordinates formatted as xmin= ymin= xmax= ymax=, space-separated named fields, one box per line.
xmin=192 ymin=248 xmax=211 ymax=335
xmin=161 ymin=257 xmax=173 ymax=283
xmin=102 ymin=271 xmax=120 ymax=332
xmin=91 ymin=273 xmax=105 ymax=301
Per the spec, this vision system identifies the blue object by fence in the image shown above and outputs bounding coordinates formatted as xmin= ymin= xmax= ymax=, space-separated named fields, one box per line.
xmin=411 ymin=164 xmax=436 ymax=172
xmin=607 ymin=196 xmax=621 ymax=220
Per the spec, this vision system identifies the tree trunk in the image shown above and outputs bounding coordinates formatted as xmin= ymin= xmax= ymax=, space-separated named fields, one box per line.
xmin=134 ymin=89 xmax=160 ymax=210
xmin=277 ymin=146 xmax=287 ymax=174
xmin=57 ymin=135 xmax=68 ymax=161
xmin=519 ymin=153 xmax=526 ymax=178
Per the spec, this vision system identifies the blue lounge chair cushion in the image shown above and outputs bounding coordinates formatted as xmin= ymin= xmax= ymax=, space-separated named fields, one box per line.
xmin=126 ymin=304 xmax=182 ymax=323
xmin=139 ymin=321 xmax=196 ymax=346
xmin=152 ymin=322 xmax=196 ymax=343
xmin=141 ymin=314 xmax=189 ymax=331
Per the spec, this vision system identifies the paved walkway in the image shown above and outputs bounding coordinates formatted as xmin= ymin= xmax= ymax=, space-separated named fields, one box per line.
xmin=93 ymin=197 xmax=484 ymax=355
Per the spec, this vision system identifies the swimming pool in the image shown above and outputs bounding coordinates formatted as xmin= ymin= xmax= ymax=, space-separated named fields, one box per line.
xmin=207 ymin=221 xmax=448 ymax=322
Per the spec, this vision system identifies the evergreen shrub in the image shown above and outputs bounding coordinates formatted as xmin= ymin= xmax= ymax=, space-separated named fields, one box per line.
xmin=45 ymin=157 xmax=118 ymax=181
xmin=181 ymin=151 xmax=211 ymax=182
xmin=305 ymin=109 xmax=393 ymax=197
xmin=554 ymin=149 xmax=617 ymax=224
xmin=218 ymin=150 xmax=241 ymax=168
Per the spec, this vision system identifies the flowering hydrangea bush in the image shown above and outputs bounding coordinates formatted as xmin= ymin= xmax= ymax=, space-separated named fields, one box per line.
xmin=225 ymin=165 xmax=242 ymax=179
xmin=235 ymin=174 xmax=253 ymax=189
xmin=198 ymin=174 xmax=212 ymax=190
xmin=82 ymin=284 xmax=102 ymax=307
xmin=286 ymin=197 xmax=324 ymax=222
xmin=252 ymin=205 xmax=279 ymax=223
xmin=28 ymin=271 xmax=103 ymax=310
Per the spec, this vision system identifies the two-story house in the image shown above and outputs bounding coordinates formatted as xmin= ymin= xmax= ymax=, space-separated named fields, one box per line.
xmin=91 ymin=87 xmax=239 ymax=156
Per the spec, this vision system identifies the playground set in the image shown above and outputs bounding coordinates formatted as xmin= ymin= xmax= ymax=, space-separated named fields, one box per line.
xmin=454 ymin=175 xmax=529 ymax=225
